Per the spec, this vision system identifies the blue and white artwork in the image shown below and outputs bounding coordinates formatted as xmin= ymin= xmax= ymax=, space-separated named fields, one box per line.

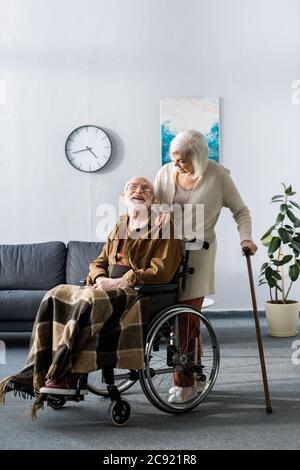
xmin=160 ymin=97 xmax=220 ymax=165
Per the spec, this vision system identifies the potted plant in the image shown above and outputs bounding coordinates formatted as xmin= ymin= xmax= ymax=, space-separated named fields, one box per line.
xmin=259 ymin=183 xmax=300 ymax=337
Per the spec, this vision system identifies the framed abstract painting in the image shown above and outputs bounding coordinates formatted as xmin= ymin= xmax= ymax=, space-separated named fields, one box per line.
xmin=160 ymin=96 xmax=220 ymax=165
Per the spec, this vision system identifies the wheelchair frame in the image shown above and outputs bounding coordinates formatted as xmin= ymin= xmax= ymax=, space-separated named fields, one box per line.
xmin=47 ymin=241 xmax=221 ymax=426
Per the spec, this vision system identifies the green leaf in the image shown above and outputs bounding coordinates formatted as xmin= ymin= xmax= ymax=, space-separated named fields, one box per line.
xmin=272 ymin=270 xmax=282 ymax=281
xmin=284 ymin=224 xmax=294 ymax=232
xmin=288 ymin=243 xmax=299 ymax=257
xmin=260 ymin=262 xmax=269 ymax=272
xmin=265 ymin=266 xmax=273 ymax=283
xmin=271 ymin=194 xmax=284 ymax=201
xmin=282 ymin=183 xmax=287 ymax=191
xmin=287 ymin=209 xmax=297 ymax=224
xmin=278 ymin=227 xmax=293 ymax=243
xmin=261 ymin=234 xmax=272 ymax=248
xmin=290 ymin=201 xmax=300 ymax=210
xmin=261 ymin=225 xmax=275 ymax=241
xmin=289 ymin=263 xmax=300 ymax=282
xmin=270 ymin=195 xmax=284 ymax=204
xmin=286 ymin=185 xmax=292 ymax=192
xmin=275 ymin=213 xmax=285 ymax=225
xmin=285 ymin=185 xmax=296 ymax=196
xmin=274 ymin=283 xmax=283 ymax=293
xmin=295 ymin=219 xmax=300 ymax=228
xmin=292 ymin=239 xmax=300 ymax=251
xmin=258 ymin=281 xmax=268 ymax=286
xmin=280 ymin=204 xmax=288 ymax=215
xmin=272 ymin=255 xmax=293 ymax=266
xmin=268 ymin=278 xmax=277 ymax=288
xmin=268 ymin=237 xmax=281 ymax=256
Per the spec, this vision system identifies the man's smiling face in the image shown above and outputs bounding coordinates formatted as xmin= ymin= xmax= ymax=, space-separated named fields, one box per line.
xmin=123 ymin=177 xmax=154 ymax=209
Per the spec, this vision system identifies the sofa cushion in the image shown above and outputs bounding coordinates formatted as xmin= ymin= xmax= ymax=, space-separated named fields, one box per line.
xmin=0 ymin=242 xmax=66 ymax=290
xmin=66 ymin=241 xmax=104 ymax=285
xmin=0 ymin=290 xmax=47 ymax=321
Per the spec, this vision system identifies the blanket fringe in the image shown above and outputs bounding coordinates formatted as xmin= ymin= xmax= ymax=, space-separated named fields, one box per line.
xmin=45 ymin=364 xmax=59 ymax=384
xmin=31 ymin=394 xmax=46 ymax=420
xmin=0 ymin=376 xmax=14 ymax=405
xmin=33 ymin=373 xmax=46 ymax=396
xmin=14 ymin=389 xmax=33 ymax=400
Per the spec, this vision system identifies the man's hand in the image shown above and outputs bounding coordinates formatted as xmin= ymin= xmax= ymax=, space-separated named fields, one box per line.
xmin=93 ymin=277 xmax=129 ymax=291
xmin=241 ymin=240 xmax=258 ymax=256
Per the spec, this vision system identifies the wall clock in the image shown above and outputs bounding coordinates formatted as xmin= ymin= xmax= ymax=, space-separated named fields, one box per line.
xmin=65 ymin=125 xmax=112 ymax=172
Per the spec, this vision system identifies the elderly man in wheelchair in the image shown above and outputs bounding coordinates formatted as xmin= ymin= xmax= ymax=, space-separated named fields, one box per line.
xmin=0 ymin=176 xmax=219 ymax=426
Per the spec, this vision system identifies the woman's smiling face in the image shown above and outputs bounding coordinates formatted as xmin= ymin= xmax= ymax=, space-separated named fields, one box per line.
xmin=171 ymin=152 xmax=194 ymax=175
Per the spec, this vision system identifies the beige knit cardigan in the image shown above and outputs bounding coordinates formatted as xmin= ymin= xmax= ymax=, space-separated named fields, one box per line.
xmin=154 ymin=160 xmax=253 ymax=300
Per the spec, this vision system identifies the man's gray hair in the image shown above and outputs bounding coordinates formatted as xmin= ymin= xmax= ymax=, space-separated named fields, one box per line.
xmin=124 ymin=177 xmax=155 ymax=193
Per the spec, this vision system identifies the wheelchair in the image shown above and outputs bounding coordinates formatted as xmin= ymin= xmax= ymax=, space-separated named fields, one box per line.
xmin=47 ymin=241 xmax=220 ymax=426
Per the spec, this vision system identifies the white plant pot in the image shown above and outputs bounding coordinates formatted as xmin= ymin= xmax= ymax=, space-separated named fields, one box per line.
xmin=265 ymin=301 xmax=300 ymax=337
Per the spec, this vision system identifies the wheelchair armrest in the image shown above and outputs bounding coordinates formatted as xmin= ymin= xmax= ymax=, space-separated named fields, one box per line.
xmin=134 ymin=283 xmax=178 ymax=295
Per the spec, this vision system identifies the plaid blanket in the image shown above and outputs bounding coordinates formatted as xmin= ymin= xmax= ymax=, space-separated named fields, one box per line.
xmin=0 ymin=285 xmax=148 ymax=417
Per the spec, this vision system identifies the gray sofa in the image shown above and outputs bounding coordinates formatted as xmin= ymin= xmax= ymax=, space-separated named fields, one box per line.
xmin=0 ymin=241 xmax=104 ymax=332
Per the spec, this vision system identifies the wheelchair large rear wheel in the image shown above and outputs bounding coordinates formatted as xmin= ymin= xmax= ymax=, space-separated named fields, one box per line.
xmin=88 ymin=369 xmax=137 ymax=397
xmin=139 ymin=305 xmax=220 ymax=414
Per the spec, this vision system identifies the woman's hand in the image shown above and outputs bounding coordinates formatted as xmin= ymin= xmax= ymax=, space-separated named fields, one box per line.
xmin=93 ymin=277 xmax=129 ymax=291
xmin=241 ymin=240 xmax=258 ymax=256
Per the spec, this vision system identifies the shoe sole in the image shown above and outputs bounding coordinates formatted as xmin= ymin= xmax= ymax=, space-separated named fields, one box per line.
xmin=168 ymin=394 xmax=197 ymax=404
xmin=39 ymin=387 xmax=88 ymax=395
xmin=169 ymin=383 xmax=206 ymax=395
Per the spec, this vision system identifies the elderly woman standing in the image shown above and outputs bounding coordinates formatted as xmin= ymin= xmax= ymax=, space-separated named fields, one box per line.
xmin=154 ymin=130 xmax=258 ymax=403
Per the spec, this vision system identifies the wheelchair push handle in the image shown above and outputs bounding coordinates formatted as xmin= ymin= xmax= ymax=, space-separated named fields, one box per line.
xmin=184 ymin=238 xmax=209 ymax=250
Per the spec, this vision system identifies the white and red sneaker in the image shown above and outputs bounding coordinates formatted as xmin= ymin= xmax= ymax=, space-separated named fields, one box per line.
xmin=39 ymin=374 xmax=88 ymax=396
xmin=168 ymin=386 xmax=197 ymax=403
xmin=168 ymin=378 xmax=206 ymax=402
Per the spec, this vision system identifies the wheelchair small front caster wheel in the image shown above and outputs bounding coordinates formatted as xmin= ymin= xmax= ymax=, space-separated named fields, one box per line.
xmin=47 ymin=396 xmax=67 ymax=410
xmin=108 ymin=400 xmax=131 ymax=426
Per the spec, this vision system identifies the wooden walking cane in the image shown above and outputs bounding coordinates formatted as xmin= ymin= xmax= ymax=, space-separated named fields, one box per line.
xmin=243 ymin=247 xmax=273 ymax=414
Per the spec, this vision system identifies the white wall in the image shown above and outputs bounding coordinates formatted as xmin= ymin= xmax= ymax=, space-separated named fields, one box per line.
xmin=0 ymin=0 xmax=299 ymax=310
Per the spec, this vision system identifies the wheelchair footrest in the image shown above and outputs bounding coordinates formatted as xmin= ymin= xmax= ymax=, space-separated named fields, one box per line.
xmin=46 ymin=393 xmax=85 ymax=402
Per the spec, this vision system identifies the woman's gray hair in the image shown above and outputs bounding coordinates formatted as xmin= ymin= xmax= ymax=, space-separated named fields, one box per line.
xmin=170 ymin=130 xmax=209 ymax=179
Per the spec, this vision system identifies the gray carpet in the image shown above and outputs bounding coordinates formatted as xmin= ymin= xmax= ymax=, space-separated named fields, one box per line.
xmin=0 ymin=314 xmax=299 ymax=450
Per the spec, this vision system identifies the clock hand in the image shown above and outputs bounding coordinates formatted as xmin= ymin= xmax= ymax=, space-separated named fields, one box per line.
xmin=86 ymin=146 xmax=100 ymax=161
xmin=72 ymin=148 xmax=90 ymax=154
